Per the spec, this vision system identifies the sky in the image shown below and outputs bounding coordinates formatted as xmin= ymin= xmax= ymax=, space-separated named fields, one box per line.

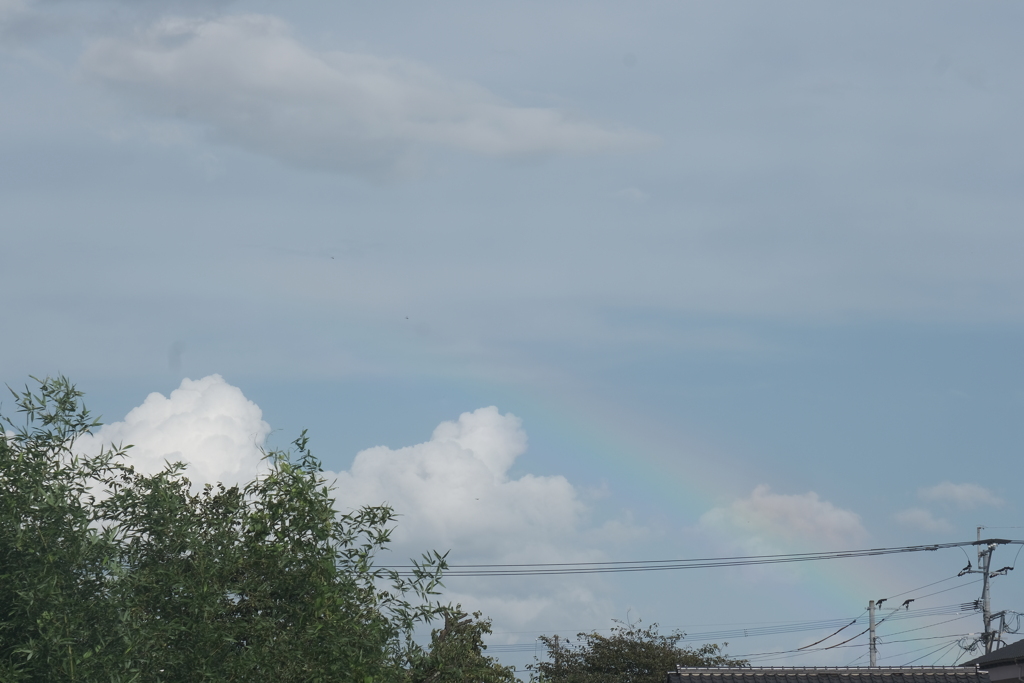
xmin=3 ymin=0 xmax=1024 ymax=674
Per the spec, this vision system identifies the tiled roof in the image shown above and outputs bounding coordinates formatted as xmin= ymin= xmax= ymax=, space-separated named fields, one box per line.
xmin=962 ymin=640 xmax=1024 ymax=667
xmin=667 ymin=667 xmax=991 ymax=683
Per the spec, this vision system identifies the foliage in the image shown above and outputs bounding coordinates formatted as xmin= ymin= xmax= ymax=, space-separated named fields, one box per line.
xmin=407 ymin=605 xmax=517 ymax=683
xmin=527 ymin=621 xmax=746 ymax=683
xmin=0 ymin=376 xmax=449 ymax=682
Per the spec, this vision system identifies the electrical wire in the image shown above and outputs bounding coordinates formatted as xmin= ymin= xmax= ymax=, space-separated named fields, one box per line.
xmin=908 ymin=578 xmax=982 ymax=602
xmin=846 ymin=651 xmax=869 ymax=666
xmin=903 ymin=639 xmax=961 ymax=665
xmin=796 ymin=619 xmax=859 ymax=650
xmin=784 ymin=575 xmax=978 ymax=651
xmin=484 ymin=572 xmax=990 ymax=660
xmin=877 ymin=638 xmax=964 ymax=662
xmin=485 ymin=604 xmax=982 ymax=654
xmin=881 ymin=612 xmax=978 ymax=639
xmin=931 ymin=640 xmax=962 ymax=665
xmin=739 ymin=633 xmax=975 ymax=662
xmin=648 ymin=603 xmax=971 ymax=643
xmin=720 ymin=615 xmax=978 ymax=665
xmin=1011 ymin=543 xmax=1024 ymax=570
xmin=883 ymin=575 xmax=962 ymax=601
xmin=815 ymin=607 xmax=902 ymax=653
xmin=386 ymin=540 xmax=1022 ymax=577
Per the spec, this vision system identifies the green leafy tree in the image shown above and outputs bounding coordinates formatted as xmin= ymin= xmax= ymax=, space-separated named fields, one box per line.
xmin=407 ymin=605 xmax=517 ymax=683
xmin=1 ymin=376 xmax=450 ymax=682
xmin=527 ymin=621 xmax=746 ymax=683
xmin=0 ymin=376 xmax=125 ymax=681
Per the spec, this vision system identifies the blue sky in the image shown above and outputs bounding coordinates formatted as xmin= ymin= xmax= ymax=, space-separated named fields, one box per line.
xmin=3 ymin=0 xmax=1024 ymax=672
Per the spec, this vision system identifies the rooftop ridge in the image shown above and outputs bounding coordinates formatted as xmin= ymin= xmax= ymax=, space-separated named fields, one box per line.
xmin=671 ymin=667 xmax=980 ymax=672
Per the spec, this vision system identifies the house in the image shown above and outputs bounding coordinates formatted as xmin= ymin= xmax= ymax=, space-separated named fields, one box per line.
xmin=962 ymin=640 xmax=1024 ymax=682
xmin=667 ymin=667 xmax=993 ymax=683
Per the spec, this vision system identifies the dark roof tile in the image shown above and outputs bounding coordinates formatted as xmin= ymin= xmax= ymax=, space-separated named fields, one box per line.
xmin=962 ymin=640 xmax=1024 ymax=668
xmin=667 ymin=667 xmax=990 ymax=683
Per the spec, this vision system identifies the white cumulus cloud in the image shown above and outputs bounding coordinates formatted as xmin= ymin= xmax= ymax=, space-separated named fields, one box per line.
xmin=80 ymin=14 xmax=652 ymax=177
xmin=918 ymin=482 xmax=1003 ymax=509
xmin=78 ymin=374 xmax=270 ymax=486
xmin=326 ymin=406 xmax=638 ymax=636
xmin=699 ymin=484 xmax=868 ymax=553
xmin=329 ymin=406 xmax=589 ymax=560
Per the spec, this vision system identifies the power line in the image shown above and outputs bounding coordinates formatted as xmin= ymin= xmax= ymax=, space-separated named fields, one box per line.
xmin=903 ymin=639 xmax=961 ymax=665
xmin=877 ymin=638 xmax=965 ymax=663
xmin=884 ymin=575 xmax=962 ymax=601
xmin=485 ymin=611 xmax=982 ymax=656
xmin=484 ymin=574 xmax=984 ymax=655
xmin=490 ymin=602 xmax=975 ymax=647
xmin=473 ymin=551 xmax=1012 ymax=664
xmin=738 ymin=632 xmax=976 ymax=661
xmin=881 ymin=612 xmax=978 ymax=639
xmin=734 ymin=604 xmax=979 ymax=663
xmin=386 ymin=540 xmax=1021 ymax=577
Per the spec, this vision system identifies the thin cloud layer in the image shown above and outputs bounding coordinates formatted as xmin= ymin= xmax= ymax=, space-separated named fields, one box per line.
xmin=893 ymin=507 xmax=954 ymax=534
xmin=699 ymin=484 xmax=868 ymax=553
xmin=80 ymin=14 xmax=651 ymax=176
xmin=918 ymin=482 xmax=1003 ymax=509
xmin=78 ymin=374 xmax=270 ymax=486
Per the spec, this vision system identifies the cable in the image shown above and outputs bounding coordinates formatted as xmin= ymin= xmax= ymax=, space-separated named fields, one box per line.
xmin=796 ymin=618 xmax=859 ymax=650
xmin=502 ymin=585 xmax=987 ymax=662
xmin=1011 ymin=543 xmax=1024 ymax=570
xmin=386 ymin=540 xmax=1022 ymax=577
xmin=931 ymin=640 xmax=962 ymax=665
xmin=903 ymin=639 xmax=960 ymax=665
xmin=846 ymin=651 xmax=869 ymax=666
xmin=882 ymin=575 xmax=962 ymax=601
xmin=909 ymin=578 xmax=982 ymax=602
xmin=488 ymin=603 xmax=979 ymax=653
xmin=881 ymin=613 xmax=978 ymax=639
xmin=734 ymin=632 xmax=975 ymax=660
xmin=742 ymin=634 xmax=974 ymax=664
xmin=672 ymin=603 xmax=971 ymax=642
xmin=878 ymin=639 xmax=964 ymax=662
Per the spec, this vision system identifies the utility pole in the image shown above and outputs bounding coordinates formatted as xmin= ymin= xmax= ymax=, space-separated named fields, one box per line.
xmin=962 ymin=530 xmax=1013 ymax=655
xmin=981 ymin=542 xmax=993 ymax=654
xmin=868 ymin=599 xmax=877 ymax=667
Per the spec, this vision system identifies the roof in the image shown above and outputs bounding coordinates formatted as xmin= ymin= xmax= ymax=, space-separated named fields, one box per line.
xmin=962 ymin=640 xmax=1024 ymax=668
xmin=667 ymin=667 xmax=991 ymax=683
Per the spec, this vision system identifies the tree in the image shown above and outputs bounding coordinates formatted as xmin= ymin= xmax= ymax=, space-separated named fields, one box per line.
xmin=527 ymin=621 xmax=746 ymax=683
xmin=1 ymin=376 xmax=449 ymax=682
xmin=407 ymin=605 xmax=517 ymax=683
xmin=0 ymin=376 xmax=123 ymax=681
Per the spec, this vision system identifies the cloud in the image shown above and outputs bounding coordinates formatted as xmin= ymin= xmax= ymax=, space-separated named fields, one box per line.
xmin=327 ymin=406 xmax=644 ymax=637
xmin=79 ymin=14 xmax=651 ymax=177
xmin=78 ymin=374 xmax=270 ymax=486
xmin=699 ymin=485 xmax=868 ymax=553
xmin=918 ymin=482 xmax=1003 ymax=509
xmin=893 ymin=507 xmax=954 ymax=534
xmin=329 ymin=406 xmax=590 ymax=559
